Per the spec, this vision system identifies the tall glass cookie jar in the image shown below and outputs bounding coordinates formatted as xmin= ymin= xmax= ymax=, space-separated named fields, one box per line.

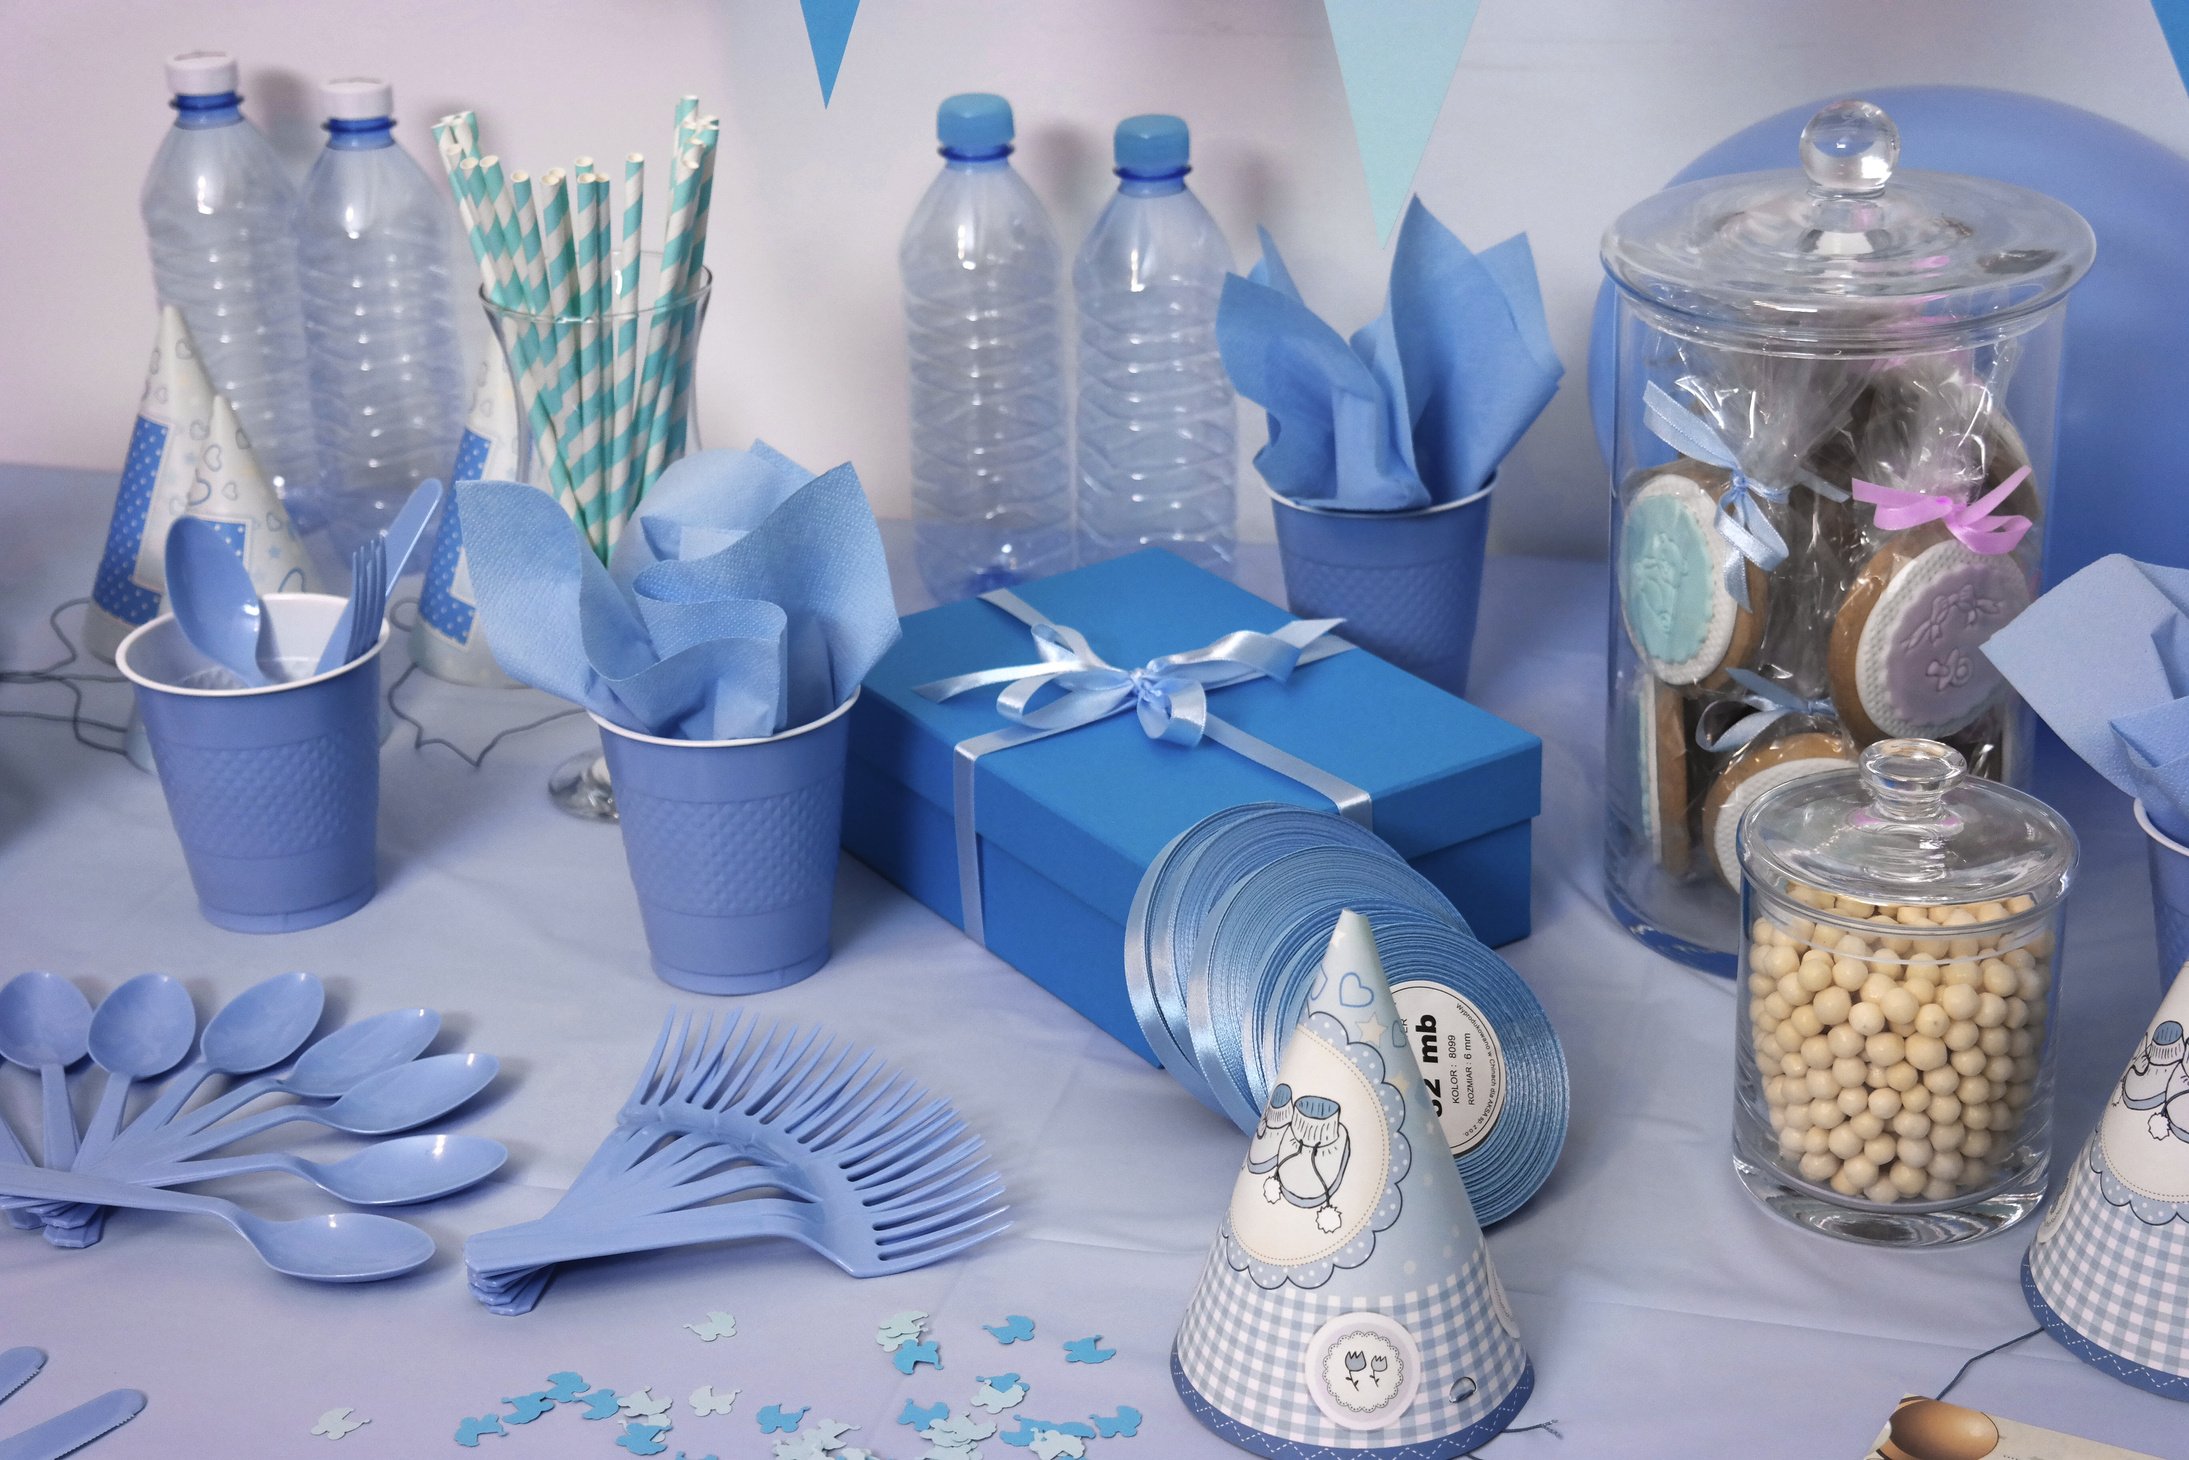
xmin=1600 ymin=99 xmax=2093 ymax=972
xmin=1734 ymin=738 xmax=2076 ymax=1246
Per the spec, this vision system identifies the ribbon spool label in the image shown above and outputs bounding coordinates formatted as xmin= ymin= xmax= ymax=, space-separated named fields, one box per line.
xmin=1391 ymin=981 xmax=1507 ymax=1158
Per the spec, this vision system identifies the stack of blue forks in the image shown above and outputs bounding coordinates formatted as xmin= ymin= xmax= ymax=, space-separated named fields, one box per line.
xmin=464 ymin=1010 xmax=1010 ymax=1314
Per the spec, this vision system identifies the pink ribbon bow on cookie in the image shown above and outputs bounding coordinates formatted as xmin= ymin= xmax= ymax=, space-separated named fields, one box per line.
xmin=1851 ymin=467 xmax=2033 ymax=555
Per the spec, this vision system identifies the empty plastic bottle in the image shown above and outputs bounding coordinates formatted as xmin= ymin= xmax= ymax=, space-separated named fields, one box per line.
xmin=297 ymin=77 xmax=465 ymax=549
xmin=140 ymin=50 xmax=320 ymax=503
xmin=900 ymin=93 xmax=1072 ymax=602
xmin=1074 ymin=115 xmax=1237 ymax=575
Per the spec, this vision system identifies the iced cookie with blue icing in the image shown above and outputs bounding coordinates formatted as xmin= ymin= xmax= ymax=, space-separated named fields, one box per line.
xmin=1618 ymin=464 xmax=1767 ymax=687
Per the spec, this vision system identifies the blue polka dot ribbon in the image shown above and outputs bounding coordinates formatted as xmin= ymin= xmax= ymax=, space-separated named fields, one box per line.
xmin=1642 ymin=381 xmax=1792 ymax=612
xmin=1695 ymin=668 xmax=1835 ymax=754
xmin=913 ymin=589 xmax=1372 ymax=948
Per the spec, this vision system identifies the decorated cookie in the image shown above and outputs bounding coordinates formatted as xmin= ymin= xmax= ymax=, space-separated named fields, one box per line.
xmin=1636 ymin=676 xmax=1690 ymax=873
xmin=1829 ymin=526 xmax=2034 ymax=745
xmin=1617 ymin=464 xmax=1768 ymax=687
xmin=1701 ymin=729 xmax=1856 ymax=890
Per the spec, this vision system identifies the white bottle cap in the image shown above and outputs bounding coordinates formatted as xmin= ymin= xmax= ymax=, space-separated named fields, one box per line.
xmin=321 ymin=77 xmax=394 ymax=121
xmin=166 ymin=50 xmax=239 ymax=96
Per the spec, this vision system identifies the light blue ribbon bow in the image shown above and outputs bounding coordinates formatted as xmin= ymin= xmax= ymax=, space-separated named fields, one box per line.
xmin=912 ymin=589 xmax=1371 ymax=947
xmin=1642 ymin=381 xmax=1793 ymax=612
xmin=1696 ymin=668 xmax=1836 ymax=754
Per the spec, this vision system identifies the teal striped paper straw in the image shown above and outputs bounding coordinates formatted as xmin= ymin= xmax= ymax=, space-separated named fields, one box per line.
xmin=631 ymin=143 xmax=705 ymax=511
xmin=674 ymin=94 xmax=699 ymax=147
xmin=506 ymin=169 xmax=580 ymax=517
xmin=603 ymin=154 xmax=645 ymax=538
xmin=570 ymin=173 xmax=607 ymax=557
xmin=664 ymin=116 xmax=719 ymax=462
xmin=537 ymin=170 xmax=598 ymax=542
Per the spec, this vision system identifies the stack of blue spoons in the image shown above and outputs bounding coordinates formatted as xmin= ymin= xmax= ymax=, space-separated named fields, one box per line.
xmin=0 ymin=970 xmax=504 ymax=1282
xmin=1126 ymin=803 xmax=1569 ymax=1224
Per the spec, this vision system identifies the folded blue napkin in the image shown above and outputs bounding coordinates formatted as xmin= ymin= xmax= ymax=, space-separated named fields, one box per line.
xmin=1983 ymin=554 xmax=2189 ymax=838
xmin=1217 ymin=197 xmax=1562 ymax=511
xmin=457 ymin=443 xmax=900 ymax=740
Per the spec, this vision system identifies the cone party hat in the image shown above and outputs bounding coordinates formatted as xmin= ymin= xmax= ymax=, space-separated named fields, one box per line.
xmin=2026 ymin=972 xmax=2189 ymax=1400
xmin=87 ymin=306 xmax=314 ymax=660
xmin=411 ymin=353 xmax=521 ymax=686
xmin=1174 ymin=909 xmax=1533 ymax=1457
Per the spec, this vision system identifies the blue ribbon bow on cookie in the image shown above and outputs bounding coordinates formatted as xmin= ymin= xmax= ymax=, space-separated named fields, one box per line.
xmin=1642 ymin=382 xmax=1793 ymax=613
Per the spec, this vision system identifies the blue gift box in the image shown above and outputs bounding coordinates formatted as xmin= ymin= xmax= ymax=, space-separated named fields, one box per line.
xmin=843 ymin=548 xmax=1540 ymax=1061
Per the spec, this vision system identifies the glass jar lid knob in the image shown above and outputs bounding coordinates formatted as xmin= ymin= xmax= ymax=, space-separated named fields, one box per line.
xmin=1850 ymin=738 xmax=1965 ymax=883
xmin=1801 ymin=99 xmax=1898 ymax=196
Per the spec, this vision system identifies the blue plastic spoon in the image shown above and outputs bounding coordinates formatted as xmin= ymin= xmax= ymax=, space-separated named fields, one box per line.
xmin=0 ymin=1163 xmax=433 ymax=1283
xmin=157 ymin=1052 xmax=499 ymax=1161
xmin=110 ymin=972 xmax=325 ymax=1150
xmin=0 ymin=973 xmax=92 ymax=1174
xmin=175 ymin=1007 xmax=440 ymax=1133
xmin=75 ymin=974 xmax=195 ymax=1159
xmin=134 ymin=1133 xmax=507 ymax=1206
xmin=164 ymin=516 xmax=273 ymax=687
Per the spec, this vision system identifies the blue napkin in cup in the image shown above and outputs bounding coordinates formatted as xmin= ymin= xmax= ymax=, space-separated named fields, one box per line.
xmin=456 ymin=442 xmax=899 ymax=741
xmin=1983 ymin=553 xmax=2189 ymax=839
xmin=1217 ymin=197 xmax=1562 ymax=511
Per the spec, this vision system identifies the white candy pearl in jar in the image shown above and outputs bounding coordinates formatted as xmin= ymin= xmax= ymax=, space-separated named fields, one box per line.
xmin=1731 ymin=739 xmax=2076 ymax=1247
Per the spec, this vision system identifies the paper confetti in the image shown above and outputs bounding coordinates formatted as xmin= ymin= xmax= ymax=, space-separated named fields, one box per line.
xmin=621 ymin=1387 xmax=672 ymax=1422
xmin=685 ymin=1312 xmax=738 ymax=1343
xmin=982 ymin=1315 xmax=1034 ymax=1345
xmin=900 ymin=1399 xmax=950 ymax=1431
xmin=501 ymin=1392 xmax=555 ymax=1425
xmin=1091 ymin=1406 xmax=1142 ymax=1438
xmin=544 ymin=1373 xmax=591 ymax=1403
xmin=970 ymin=1375 xmax=1027 ymax=1413
xmin=615 ymin=1422 xmax=673 ymax=1456
xmin=1060 ymin=1337 xmax=1114 ymax=1366
xmin=309 ymin=1408 xmax=367 ymax=1441
xmin=579 ymin=1390 xmax=624 ymax=1420
xmin=454 ymin=1415 xmax=506 ymax=1447
xmin=875 ymin=1312 xmax=928 ymax=1350
xmin=927 ymin=1413 xmax=998 ymax=1447
xmin=757 ymin=1404 xmax=808 ymax=1434
xmin=690 ymin=1385 xmax=740 ymax=1417
xmin=1029 ymin=1429 xmax=1086 ymax=1460
xmin=893 ymin=1339 xmax=942 ymax=1375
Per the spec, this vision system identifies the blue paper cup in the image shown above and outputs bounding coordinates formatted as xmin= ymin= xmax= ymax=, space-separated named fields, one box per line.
xmin=2138 ymin=799 xmax=2189 ymax=990
xmin=595 ymin=692 xmax=855 ymax=995
xmin=116 ymin=594 xmax=383 ymax=933
xmin=1267 ymin=475 xmax=1494 ymax=698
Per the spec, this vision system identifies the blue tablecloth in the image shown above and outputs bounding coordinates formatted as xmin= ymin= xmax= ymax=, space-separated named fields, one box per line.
xmin=0 ymin=463 xmax=2179 ymax=1457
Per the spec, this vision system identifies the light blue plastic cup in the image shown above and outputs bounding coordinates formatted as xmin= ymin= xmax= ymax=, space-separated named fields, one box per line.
xmin=116 ymin=594 xmax=383 ymax=933
xmin=1268 ymin=475 xmax=1494 ymax=698
xmin=594 ymin=691 xmax=856 ymax=995
xmin=2138 ymin=799 xmax=2189 ymax=990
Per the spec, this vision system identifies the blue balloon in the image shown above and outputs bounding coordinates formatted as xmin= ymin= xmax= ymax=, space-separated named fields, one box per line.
xmin=1588 ymin=86 xmax=2189 ymax=579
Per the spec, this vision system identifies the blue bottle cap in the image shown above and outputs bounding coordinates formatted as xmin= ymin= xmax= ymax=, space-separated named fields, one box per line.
xmin=937 ymin=93 xmax=1013 ymax=159
xmin=1114 ymin=114 xmax=1190 ymax=178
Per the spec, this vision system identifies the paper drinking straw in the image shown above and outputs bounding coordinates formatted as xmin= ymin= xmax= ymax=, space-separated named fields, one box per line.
xmin=663 ymin=117 xmax=719 ymax=462
xmin=507 ymin=170 xmax=579 ymax=516
xmin=604 ymin=154 xmax=645 ymax=533
xmin=630 ymin=143 xmax=705 ymax=516
xmin=571 ymin=173 xmax=607 ymax=556
xmin=536 ymin=170 xmax=598 ymax=540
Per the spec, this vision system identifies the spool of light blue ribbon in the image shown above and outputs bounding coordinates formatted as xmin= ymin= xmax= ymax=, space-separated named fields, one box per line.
xmin=1125 ymin=802 xmax=1569 ymax=1225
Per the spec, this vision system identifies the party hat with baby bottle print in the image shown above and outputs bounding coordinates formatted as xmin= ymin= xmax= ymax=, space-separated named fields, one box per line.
xmin=1174 ymin=909 xmax=1534 ymax=1457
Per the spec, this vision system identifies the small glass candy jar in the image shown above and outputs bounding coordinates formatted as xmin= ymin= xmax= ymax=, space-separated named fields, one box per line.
xmin=1599 ymin=99 xmax=2093 ymax=973
xmin=1732 ymin=738 xmax=2076 ymax=1246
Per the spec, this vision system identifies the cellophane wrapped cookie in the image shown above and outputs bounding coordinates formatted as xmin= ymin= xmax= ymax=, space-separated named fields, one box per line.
xmin=1598 ymin=99 xmax=2089 ymax=972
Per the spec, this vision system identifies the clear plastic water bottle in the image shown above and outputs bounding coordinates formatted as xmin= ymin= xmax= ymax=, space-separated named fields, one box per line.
xmin=297 ymin=77 xmax=465 ymax=548
xmin=1074 ymin=115 xmax=1237 ymax=575
xmin=900 ymin=93 xmax=1072 ymax=602
xmin=140 ymin=50 xmax=320 ymax=503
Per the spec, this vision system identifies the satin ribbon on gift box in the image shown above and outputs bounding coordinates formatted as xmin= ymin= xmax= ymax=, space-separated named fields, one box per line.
xmin=913 ymin=589 xmax=1372 ymax=947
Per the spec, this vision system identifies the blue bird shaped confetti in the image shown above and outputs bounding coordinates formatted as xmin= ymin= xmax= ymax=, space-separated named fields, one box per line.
xmin=757 ymin=1405 xmax=808 ymax=1434
xmin=982 ymin=1315 xmax=1035 ymax=1345
xmin=454 ymin=1415 xmax=506 ymax=1447
xmin=892 ymin=1339 xmax=942 ymax=1375
xmin=1091 ymin=1406 xmax=1142 ymax=1438
xmin=899 ymin=1399 xmax=950 ymax=1431
xmin=1061 ymin=1337 xmax=1115 ymax=1366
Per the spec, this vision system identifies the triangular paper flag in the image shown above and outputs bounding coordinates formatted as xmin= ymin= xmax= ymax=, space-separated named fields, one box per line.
xmin=1175 ymin=910 xmax=1533 ymax=1456
xmin=87 ymin=307 xmax=314 ymax=660
xmin=799 ymin=0 xmax=861 ymax=106
xmin=412 ymin=354 xmax=522 ymax=686
xmin=1323 ymin=0 xmax=1481 ymax=242
xmin=2026 ymin=970 xmax=2189 ymax=1399
xmin=2155 ymin=1 xmax=2189 ymax=98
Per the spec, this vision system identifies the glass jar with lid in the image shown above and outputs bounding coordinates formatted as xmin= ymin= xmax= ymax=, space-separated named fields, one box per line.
xmin=1733 ymin=737 xmax=2077 ymax=1246
xmin=1599 ymin=99 xmax=2094 ymax=973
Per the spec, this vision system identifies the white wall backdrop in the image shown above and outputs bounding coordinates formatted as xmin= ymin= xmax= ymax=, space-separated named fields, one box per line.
xmin=3 ymin=0 xmax=2187 ymax=556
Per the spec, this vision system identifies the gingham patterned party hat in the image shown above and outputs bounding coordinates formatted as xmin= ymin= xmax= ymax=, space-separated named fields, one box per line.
xmin=411 ymin=352 xmax=522 ymax=686
xmin=1174 ymin=909 xmax=1534 ymax=1457
xmin=2025 ymin=969 xmax=2189 ymax=1400
xmin=86 ymin=306 xmax=315 ymax=660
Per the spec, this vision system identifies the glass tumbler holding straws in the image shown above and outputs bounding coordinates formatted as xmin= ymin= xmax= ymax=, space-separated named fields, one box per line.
xmin=1598 ymin=99 xmax=2092 ymax=973
xmin=480 ymin=255 xmax=712 ymax=820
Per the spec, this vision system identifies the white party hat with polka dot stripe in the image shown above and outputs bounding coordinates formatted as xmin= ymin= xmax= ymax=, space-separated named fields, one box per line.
xmin=2025 ymin=973 xmax=2189 ymax=1400
xmin=1174 ymin=909 xmax=1533 ymax=1458
xmin=410 ymin=352 xmax=521 ymax=686
xmin=86 ymin=307 xmax=316 ymax=660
